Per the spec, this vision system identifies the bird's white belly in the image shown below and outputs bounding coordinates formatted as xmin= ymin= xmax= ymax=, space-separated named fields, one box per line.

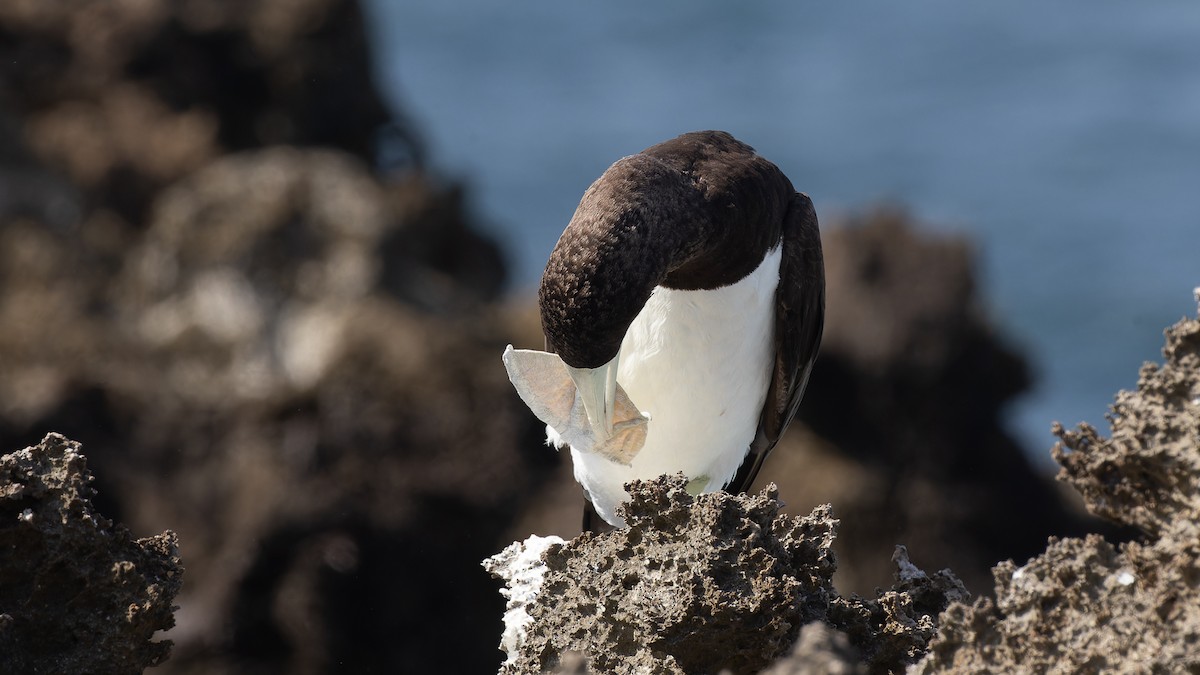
xmin=564 ymin=245 xmax=781 ymax=526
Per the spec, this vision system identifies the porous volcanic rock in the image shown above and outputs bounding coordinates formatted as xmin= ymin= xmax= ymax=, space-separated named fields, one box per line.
xmin=488 ymin=476 xmax=969 ymax=674
xmin=915 ymin=291 xmax=1200 ymax=673
xmin=1052 ymin=294 xmax=1200 ymax=537
xmin=0 ymin=433 xmax=182 ymax=673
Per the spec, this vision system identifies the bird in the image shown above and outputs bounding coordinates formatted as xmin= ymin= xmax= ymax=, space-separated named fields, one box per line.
xmin=533 ymin=130 xmax=824 ymax=529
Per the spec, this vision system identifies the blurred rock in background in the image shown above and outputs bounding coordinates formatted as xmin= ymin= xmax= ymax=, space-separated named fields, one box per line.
xmin=0 ymin=0 xmax=1111 ymax=671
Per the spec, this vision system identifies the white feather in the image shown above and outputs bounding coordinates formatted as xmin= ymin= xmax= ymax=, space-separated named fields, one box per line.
xmin=552 ymin=244 xmax=781 ymax=526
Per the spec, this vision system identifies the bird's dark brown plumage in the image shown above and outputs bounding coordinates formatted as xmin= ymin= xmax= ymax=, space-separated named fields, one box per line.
xmin=537 ymin=130 xmax=824 ymax=523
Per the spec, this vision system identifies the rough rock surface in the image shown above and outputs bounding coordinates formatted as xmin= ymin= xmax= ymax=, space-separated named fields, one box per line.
xmin=491 ymin=476 xmax=969 ymax=675
xmin=0 ymin=433 xmax=182 ymax=673
xmin=1052 ymin=294 xmax=1200 ymax=537
xmin=915 ymin=292 xmax=1200 ymax=673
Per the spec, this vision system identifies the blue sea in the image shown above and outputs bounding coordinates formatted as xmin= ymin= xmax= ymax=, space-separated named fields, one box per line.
xmin=364 ymin=1 xmax=1199 ymax=466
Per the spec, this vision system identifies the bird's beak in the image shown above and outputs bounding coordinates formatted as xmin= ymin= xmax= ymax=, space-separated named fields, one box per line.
xmin=565 ymin=355 xmax=619 ymax=442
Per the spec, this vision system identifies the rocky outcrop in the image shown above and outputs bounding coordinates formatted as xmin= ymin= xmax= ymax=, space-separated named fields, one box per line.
xmin=0 ymin=433 xmax=182 ymax=674
xmin=915 ymin=291 xmax=1200 ymax=673
xmin=487 ymin=476 xmax=969 ymax=674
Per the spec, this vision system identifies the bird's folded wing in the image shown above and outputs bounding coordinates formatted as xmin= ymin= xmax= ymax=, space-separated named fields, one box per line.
xmin=502 ymin=345 xmax=647 ymax=466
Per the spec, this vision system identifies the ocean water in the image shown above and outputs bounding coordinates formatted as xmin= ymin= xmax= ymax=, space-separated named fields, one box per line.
xmin=364 ymin=0 xmax=1200 ymax=465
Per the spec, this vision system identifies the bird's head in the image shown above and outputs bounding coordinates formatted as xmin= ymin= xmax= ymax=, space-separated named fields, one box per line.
xmin=537 ymin=131 xmax=791 ymax=441
xmin=537 ymin=154 xmax=696 ymax=440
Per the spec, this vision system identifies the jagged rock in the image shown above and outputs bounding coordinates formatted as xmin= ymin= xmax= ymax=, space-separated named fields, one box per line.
xmin=0 ymin=433 xmax=182 ymax=673
xmin=915 ymin=291 xmax=1200 ymax=673
xmin=488 ymin=476 xmax=968 ymax=674
xmin=1052 ymin=292 xmax=1200 ymax=535
xmin=828 ymin=545 xmax=969 ymax=671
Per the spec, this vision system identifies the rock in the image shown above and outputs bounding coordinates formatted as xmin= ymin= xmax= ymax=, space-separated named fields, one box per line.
xmin=96 ymin=164 xmax=542 ymax=672
xmin=759 ymin=623 xmax=865 ymax=675
xmin=0 ymin=433 xmax=182 ymax=673
xmin=0 ymin=0 xmax=393 ymax=227
xmin=483 ymin=534 xmax=568 ymax=669
xmin=915 ymin=291 xmax=1200 ymax=673
xmin=489 ymin=475 xmax=968 ymax=674
xmin=1051 ymin=290 xmax=1200 ymax=536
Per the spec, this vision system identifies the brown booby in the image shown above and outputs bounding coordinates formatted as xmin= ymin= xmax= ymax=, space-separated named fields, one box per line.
xmin=513 ymin=130 xmax=824 ymax=528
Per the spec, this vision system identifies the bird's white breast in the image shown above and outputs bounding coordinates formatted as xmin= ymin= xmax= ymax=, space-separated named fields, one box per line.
xmin=560 ymin=245 xmax=781 ymax=526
